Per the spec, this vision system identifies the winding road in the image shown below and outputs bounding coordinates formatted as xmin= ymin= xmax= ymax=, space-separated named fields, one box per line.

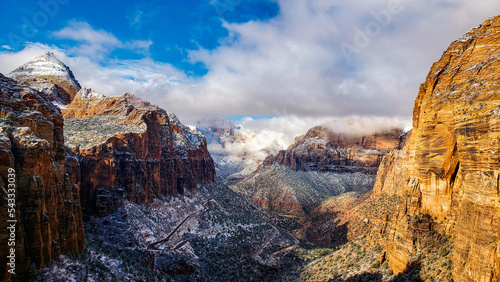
xmin=148 ymin=201 xmax=208 ymax=250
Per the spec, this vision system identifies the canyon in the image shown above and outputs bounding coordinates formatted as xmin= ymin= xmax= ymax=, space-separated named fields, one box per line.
xmin=1 ymin=14 xmax=500 ymax=282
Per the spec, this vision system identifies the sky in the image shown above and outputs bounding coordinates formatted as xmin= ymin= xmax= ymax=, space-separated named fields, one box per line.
xmin=1 ymin=0 xmax=500 ymax=153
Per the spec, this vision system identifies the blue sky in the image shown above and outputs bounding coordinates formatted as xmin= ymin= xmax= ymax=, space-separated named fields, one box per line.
xmin=0 ymin=0 xmax=278 ymax=76
xmin=0 ymin=0 xmax=499 ymax=140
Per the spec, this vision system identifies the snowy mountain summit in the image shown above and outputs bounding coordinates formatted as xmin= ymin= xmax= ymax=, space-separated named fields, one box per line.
xmin=7 ymin=51 xmax=81 ymax=105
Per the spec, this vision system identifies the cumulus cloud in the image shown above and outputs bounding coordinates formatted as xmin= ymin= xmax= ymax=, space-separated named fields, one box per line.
xmin=52 ymin=21 xmax=152 ymax=58
xmin=0 ymin=2 xmax=499 ymax=152
xmin=182 ymin=0 xmax=500 ymax=120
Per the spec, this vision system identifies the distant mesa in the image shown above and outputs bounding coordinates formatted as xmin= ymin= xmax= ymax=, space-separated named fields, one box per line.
xmin=231 ymin=125 xmax=409 ymax=217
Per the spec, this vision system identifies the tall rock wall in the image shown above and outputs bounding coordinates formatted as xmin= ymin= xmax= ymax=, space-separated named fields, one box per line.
xmin=375 ymin=16 xmax=500 ymax=281
xmin=0 ymin=74 xmax=84 ymax=281
xmin=63 ymin=89 xmax=215 ymax=216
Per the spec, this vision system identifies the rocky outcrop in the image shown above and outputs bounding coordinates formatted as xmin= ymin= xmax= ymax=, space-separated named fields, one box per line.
xmin=0 ymin=74 xmax=84 ymax=281
xmin=374 ymin=16 xmax=500 ymax=281
xmin=371 ymin=144 xmax=412 ymax=196
xmin=263 ymin=126 xmax=407 ymax=174
xmin=7 ymin=52 xmax=81 ymax=105
xmin=232 ymin=126 xmax=407 ymax=216
xmin=63 ymin=89 xmax=216 ymax=215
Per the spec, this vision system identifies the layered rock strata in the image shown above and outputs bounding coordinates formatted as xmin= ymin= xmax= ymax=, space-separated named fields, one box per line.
xmin=374 ymin=16 xmax=500 ymax=282
xmin=0 ymin=74 xmax=84 ymax=281
xmin=62 ymin=89 xmax=215 ymax=215
xmin=263 ymin=126 xmax=407 ymax=174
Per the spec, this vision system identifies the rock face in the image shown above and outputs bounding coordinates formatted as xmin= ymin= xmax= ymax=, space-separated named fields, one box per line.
xmin=7 ymin=52 xmax=81 ymax=105
xmin=374 ymin=16 xmax=500 ymax=281
xmin=0 ymin=74 xmax=84 ymax=281
xmin=63 ymin=89 xmax=216 ymax=215
xmin=263 ymin=126 xmax=407 ymax=174
xmin=233 ymin=126 xmax=407 ymax=216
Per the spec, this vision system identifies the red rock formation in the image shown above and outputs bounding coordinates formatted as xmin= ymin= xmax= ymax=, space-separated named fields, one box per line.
xmin=374 ymin=16 xmax=500 ymax=281
xmin=263 ymin=126 xmax=407 ymax=174
xmin=233 ymin=126 xmax=407 ymax=217
xmin=62 ymin=89 xmax=215 ymax=216
xmin=0 ymin=74 xmax=84 ymax=281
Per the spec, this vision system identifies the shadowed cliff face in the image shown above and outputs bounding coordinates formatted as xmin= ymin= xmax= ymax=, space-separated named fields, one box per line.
xmin=62 ymin=89 xmax=216 ymax=216
xmin=374 ymin=16 xmax=500 ymax=281
xmin=0 ymin=74 xmax=84 ymax=281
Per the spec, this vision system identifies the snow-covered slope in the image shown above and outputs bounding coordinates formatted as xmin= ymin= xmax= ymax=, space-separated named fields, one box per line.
xmin=38 ymin=182 xmax=300 ymax=281
xmin=196 ymin=119 xmax=259 ymax=182
xmin=7 ymin=51 xmax=81 ymax=105
xmin=232 ymin=164 xmax=375 ymax=216
xmin=168 ymin=112 xmax=206 ymax=156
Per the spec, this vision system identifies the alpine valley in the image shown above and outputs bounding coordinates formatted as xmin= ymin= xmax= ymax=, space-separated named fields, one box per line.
xmin=0 ymin=14 xmax=500 ymax=282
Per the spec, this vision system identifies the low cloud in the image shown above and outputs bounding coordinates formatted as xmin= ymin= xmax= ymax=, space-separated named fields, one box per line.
xmin=204 ymin=115 xmax=411 ymax=161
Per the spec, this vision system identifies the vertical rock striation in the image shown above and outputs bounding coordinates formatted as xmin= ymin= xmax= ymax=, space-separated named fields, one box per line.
xmin=0 ymin=74 xmax=84 ymax=281
xmin=62 ymin=89 xmax=215 ymax=216
xmin=374 ymin=16 xmax=500 ymax=281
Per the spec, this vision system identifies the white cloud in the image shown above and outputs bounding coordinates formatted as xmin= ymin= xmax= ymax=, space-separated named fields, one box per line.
xmin=129 ymin=10 xmax=143 ymax=27
xmin=202 ymin=115 xmax=411 ymax=161
xmin=181 ymin=0 xmax=500 ymax=120
xmin=52 ymin=21 xmax=152 ymax=58
xmin=0 ymin=2 xmax=499 ymax=151
xmin=53 ymin=21 xmax=120 ymax=45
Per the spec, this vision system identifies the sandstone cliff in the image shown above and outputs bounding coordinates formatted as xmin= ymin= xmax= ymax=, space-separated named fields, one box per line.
xmin=0 ymin=74 xmax=84 ymax=281
xmin=62 ymin=88 xmax=215 ymax=215
xmin=7 ymin=52 xmax=81 ymax=105
xmin=374 ymin=16 xmax=500 ymax=281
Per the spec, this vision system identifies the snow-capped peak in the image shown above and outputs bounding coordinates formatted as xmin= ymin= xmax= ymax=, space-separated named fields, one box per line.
xmin=32 ymin=51 xmax=59 ymax=62
xmin=7 ymin=51 xmax=81 ymax=90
